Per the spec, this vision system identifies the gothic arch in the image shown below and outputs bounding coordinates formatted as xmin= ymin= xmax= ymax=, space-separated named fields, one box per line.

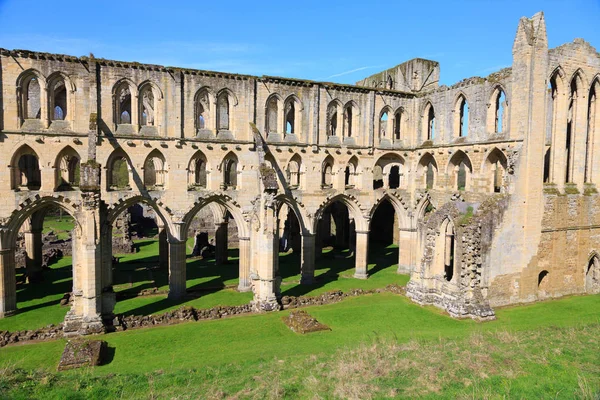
xmin=313 ymin=194 xmax=368 ymax=232
xmin=487 ymin=84 xmax=509 ymax=134
xmin=3 ymin=195 xmax=81 ymax=246
xmin=105 ymin=195 xmax=175 ymax=238
xmin=378 ymin=105 xmax=393 ymax=140
xmin=10 ymin=144 xmax=42 ymax=190
xmin=275 ymin=194 xmax=311 ymax=235
xmin=182 ymin=195 xmax=249 ymax=239
xmin=421 ymin=101 xmax=436 ymax=140
xmin=453 ymin=92 xmax=469 ymax=138
xmin=417 ymin=152 xmax=438 ymax=190
xmin=16 ymin=69 xmax=46 ymax=122
xmin=188 ymin=150 xmax=209 ymax=188
xmin=194 ymin=86 xmax=215 ymax=131
xmin=54 ymin=145 xmax=81 ymax=190
xmin=105 ymin=148 xmax=133 ymax=190
xmin=142 ymin=149 xmax=168 ymax=188
xmin=481 ymin=147 xmax=508 ymax=193
xmin=46 ymin=71 xmax=75 ymax=122
xmin=368 ymin=192 xmax=409 ymax=229
xmin=447 ymin=150 xmax=473 ymax=191
xmin=285 ymin=153 xmax=303 ymax=189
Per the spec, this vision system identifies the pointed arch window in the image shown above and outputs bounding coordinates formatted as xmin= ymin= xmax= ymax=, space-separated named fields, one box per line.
xmin=394 ymin=110 xmax=402 ymax=140
xmin=217 ymin=92 xmax=230 ymax=131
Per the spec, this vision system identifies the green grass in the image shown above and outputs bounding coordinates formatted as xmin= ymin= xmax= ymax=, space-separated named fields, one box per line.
xmin=0 ymin=293 xmax=599 ymax=399
xmin=41 ymin=215 xmax=74 ymax=240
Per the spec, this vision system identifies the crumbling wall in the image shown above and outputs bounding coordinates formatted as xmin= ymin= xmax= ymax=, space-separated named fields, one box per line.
xmin=407 ymin=195 xmax=509 ymax=320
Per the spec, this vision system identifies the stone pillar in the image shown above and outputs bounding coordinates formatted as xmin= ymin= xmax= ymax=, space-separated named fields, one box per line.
xmin=168 ymin=239 xmax=187 ymax=300
xmin=397 ymin=227 xmax=416 ymax=274
xmin=158 ymin=226 xmax=168 ymax=269
xmin=238 ymin=236 xmax=251 ymax=292
xmin=354 ymin=230 xmax=369 ymax=279
xmin=0 ymin=247 xmax=17 ymax=318
xmin=300 ymin=234 xmax=316 ymax=284
xmin=24 ymin=228 xmax=43 ymax=283
xmin=252 ymin=196 xmax=281 ymax=311
xmin=215 ymin=221 xmax=228 ymax=265
xmin=64 ymin=204 xmax=105 ymax=336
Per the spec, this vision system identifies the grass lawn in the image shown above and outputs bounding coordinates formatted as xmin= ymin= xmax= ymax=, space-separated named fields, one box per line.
xmin=0 ymin=292 xmax=599 ymax=398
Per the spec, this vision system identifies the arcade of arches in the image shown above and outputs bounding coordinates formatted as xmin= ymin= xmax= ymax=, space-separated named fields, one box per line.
xmin=1 ymin=13 xmax=600 ymax=333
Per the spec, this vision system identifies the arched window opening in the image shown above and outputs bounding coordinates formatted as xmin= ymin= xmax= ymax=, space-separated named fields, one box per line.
xmin=110 ymin=157 xmax=130 ymax=190
xmin=345 ymin=158 xmax=358 ymax=188
xmin=394 ymin=110 xmax=402 ymax=140
xmin=195 ymin=89 xmax=211 ymax=132
xmin=188 ymin=152 xmax=208 ymax=189
xmin=389 ymin=166 xmax=400 ymax=189
xmin=286 ymin=159 xmax=300 ymax=189
xmin=330 ymin=112 xmax=337 ymax=136
xmin=419 ymin=153 xmax=437 ymax=190
xmin=538 ymin=270 xmax=549 ymax=291
xmin=459 ymin=98 xmax=468 ymax=137
xmin=443 ymin=221 xmax=455 ymax=282
xmin=139 ymin=86 xmax=155 ymax=126
xmin=116 ymin=84 xmax=132 ymax=125
xmin=495 ymin=90 xmax=506 ymax=134
xmin=427 ymin=105 xmax=435 ymax=140
xmin=24 ymin=76 xmax=41 ymax=120
xmin=266 ymin=96 xmax=278 ymax=133
xmin=379 ymin=111 xmax=388 ymax=138
xmin=586 ymin=82 xmax=598 ymax=183
xmin=485 ymin=149 xmax=508 ymax=193
xmin=566 ymin=78 xmax=578 ymax=183
xmin=586 ymin=255 xmax=600 ymax=293
xmin=372 ymin=165 xmax=384 ymax=189
xmin=57 ymin=151 xmax=80 ymax=190
xmin=143 ymin=152 xmax=167 ymax=189
xmin=49 ymin=79 xmax=67 ymax=121
xmin=285 ymin=101 xmax=295 ymax=134
xmin=449 ymin=152 xmax=472 ymax=191
xmin=17 ymin=154 xmax=41 ymax=190
xmin=223 ymin=157 xmax=238 ymax=189
xmin=322 ymin=159 xmax=333 ymax=187
xmin=426 ymin=163 xmax=435 ymax=189
xmin=344 ymin=106 xmax=353 ymax=137
xmin=217 ymin=92 xmax=230 ymax=131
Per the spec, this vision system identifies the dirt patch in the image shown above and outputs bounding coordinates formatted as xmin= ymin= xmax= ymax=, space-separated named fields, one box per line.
xmin=282 ymin=310 xmax=331 ymax=334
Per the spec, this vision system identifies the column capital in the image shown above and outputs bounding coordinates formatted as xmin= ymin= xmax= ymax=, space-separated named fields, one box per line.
xmin=355 ymin=230 xmax=370 ymax=235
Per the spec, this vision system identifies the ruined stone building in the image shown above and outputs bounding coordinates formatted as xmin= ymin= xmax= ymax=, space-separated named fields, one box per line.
xmin=0 ymin=12 xmax=599 ymax=334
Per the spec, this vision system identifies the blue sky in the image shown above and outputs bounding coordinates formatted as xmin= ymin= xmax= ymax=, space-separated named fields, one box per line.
xmin=0 ymin=0 xmax=598 ymax=86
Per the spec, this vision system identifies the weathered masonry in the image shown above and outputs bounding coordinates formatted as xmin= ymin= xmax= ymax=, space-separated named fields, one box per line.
xmin=0 ymin=12 xmax=599 ymax=334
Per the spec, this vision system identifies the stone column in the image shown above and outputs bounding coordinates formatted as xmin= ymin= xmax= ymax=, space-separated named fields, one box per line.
xmin=300 ymin=234 xmax=316 ymax=284
xmin=397 ymin=227 xmax=416 ymax=274
xmin=238 ymin=236 xmax=251 ymax=292
xmin=158 ymin=226 xmax=168 ymax=269
xmin=64 ymin=202 xmax=105 ymax=336
xmin=252 ymin=196 xmax=281 ymax=311
xmin=24 ymin=228 xmax=43 ymax=283
xmin=168 ymin=239 xmax=187 ymax=300
xmin=354 ymin=230 xmax=369 ymax=279
xmin=215 ymin=221 xmax=228 ymax=265
xmin=0 ymin=247 xmax=17 ymax=318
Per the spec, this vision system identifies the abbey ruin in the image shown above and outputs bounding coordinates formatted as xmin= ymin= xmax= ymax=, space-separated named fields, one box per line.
xmin=0 ymin=12 xmax=599 ymax=335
